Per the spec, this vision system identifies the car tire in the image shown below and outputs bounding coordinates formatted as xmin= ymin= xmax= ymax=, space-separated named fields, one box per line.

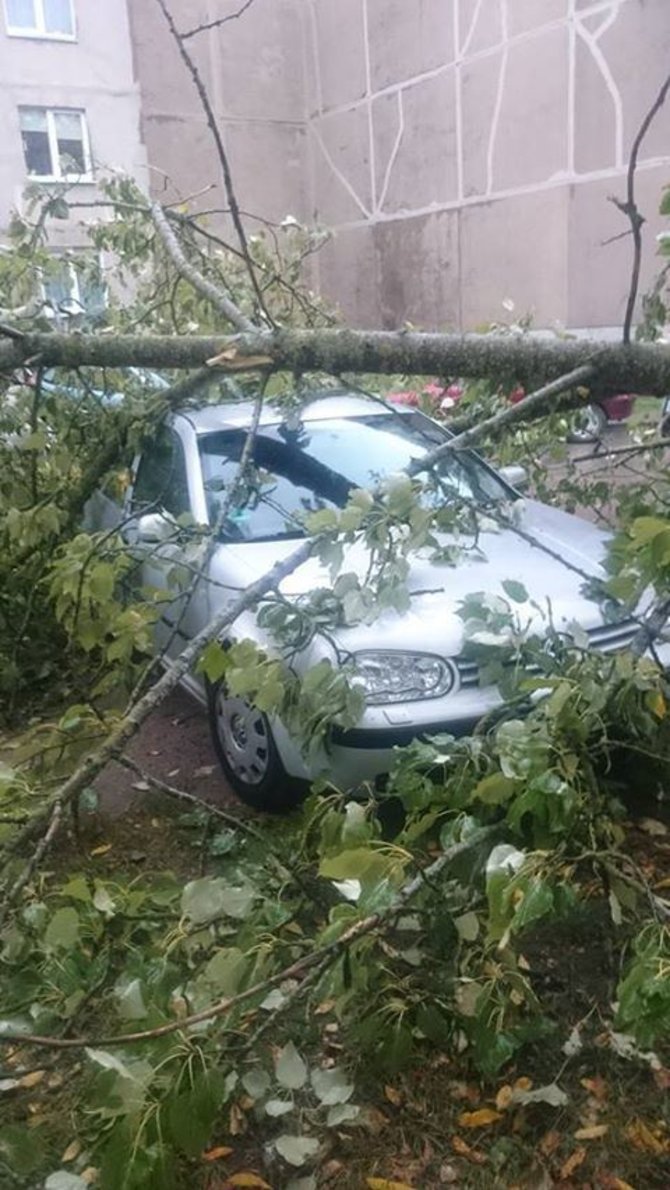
xmin=566 ymin=403 xmax=607 ymax=444
xmin=206 ymin=679 xmax=307 ymax=813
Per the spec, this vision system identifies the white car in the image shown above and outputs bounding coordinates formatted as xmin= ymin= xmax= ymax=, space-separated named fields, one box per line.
xmin=98 ymin=392 xmax=664 ymax=811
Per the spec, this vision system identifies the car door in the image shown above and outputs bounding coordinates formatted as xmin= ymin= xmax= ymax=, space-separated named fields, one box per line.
xmin=124 ymin=425 xmax=203 ymax=661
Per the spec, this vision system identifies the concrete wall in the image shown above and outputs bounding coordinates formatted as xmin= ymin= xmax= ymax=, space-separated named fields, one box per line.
xmin=127 ymin=0 xmax=309 ymax=226
xmin=305 ymin=0 xmax=670 ymax=331
xmin=0 ymin=0 xmax=147 ymax=247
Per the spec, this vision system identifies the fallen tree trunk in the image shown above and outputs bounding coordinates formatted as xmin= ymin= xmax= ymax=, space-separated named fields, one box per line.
xmin=2 ymin=328 xmax=670 ymax=394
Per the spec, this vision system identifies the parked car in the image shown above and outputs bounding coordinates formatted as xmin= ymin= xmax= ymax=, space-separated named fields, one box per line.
xmin=388 ymin=381 xmax=635 ymax=443
xmin=92 ymin=391 xmax=667 ymax=811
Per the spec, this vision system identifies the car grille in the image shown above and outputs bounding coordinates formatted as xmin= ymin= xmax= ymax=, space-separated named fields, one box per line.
xmin=455 ymin=618 xmax=638 ymax=690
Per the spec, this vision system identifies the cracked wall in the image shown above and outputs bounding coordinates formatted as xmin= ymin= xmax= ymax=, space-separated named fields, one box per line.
xmin=306 ymin=0 xmax=670 ymax=332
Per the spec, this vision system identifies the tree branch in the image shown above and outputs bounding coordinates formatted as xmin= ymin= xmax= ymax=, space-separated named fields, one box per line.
xmin=154 ymin=0 xmax=272 ymax=326
xmin=0 ymin=828 xmax=495 ymax=1049
xmin=5 ymin=539 xmax=314 ymax=865
xmin=5 ymin=329 xmax=670 ymax=392
xmin=150 ymin=202 xmax=257 ymax=333
xmin=613 ymin=69 xmax=670 ymax=344
xmin=181 ymin=0 xmax=257 ymax=40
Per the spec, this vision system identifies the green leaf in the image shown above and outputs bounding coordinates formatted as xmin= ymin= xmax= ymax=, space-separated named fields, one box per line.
xmin=265 ymin=1098 xmax=294 ymax=1117
xmin=181 ymin=877 xmax=255 ymax=924
xmin=201 ymin=948 xmax=247 ymax=996
xmin=44 ymin=907 xmax=80 ymax=951
xmin=93 ymin=883 xmax=116 ymax=918
xmin=310 ymin=1066 xmax=354 ymax=1106
xmin=454 ymin=911 xmax=480 ymax=942
xmin=319 ymin=848 xmax=401 ymax=885
xmin=115 ymin=978 xmax=147 ymax=1021
xmin=513 ymin=879 xmax=554 ymax=932
xmin=0 ymin=1124 xmax=44 ymax=1174
xmin=473 ymin=772 xmax=516 ymax=806
xmin=242 ymin=1067 xmax=271 ymax=1100
xmin=326 ymin=1103 xmax=359 ymax=1127
xmin=501 ymin=579 xmax=528 ymax=603
xmin=197 ymin=641 xmax=228 ymax=683
xmin=45 ymin=1173 xmax=88 ymax=1190
xmin=275 ymin=1041 xmax=308 ymax=1090
xmin=274 ymin=1134 xmax=319 ymax=1167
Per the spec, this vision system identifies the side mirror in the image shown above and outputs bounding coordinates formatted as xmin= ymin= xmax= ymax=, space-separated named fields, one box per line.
xmin=135 ymin=511 xmax=173 ymax=543
xmin=498 ymin=464 xmax=529 ymax=492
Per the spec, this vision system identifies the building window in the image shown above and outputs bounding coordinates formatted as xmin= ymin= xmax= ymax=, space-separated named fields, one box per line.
xmin=42 ymin=254 xmax=107 ymax=325
xmin=19 ymin=107 xmax=92 ymax=181
xmin=4 ymin=0 xmax=75 ymax=39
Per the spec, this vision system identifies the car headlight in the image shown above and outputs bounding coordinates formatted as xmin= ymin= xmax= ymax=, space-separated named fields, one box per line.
xmin=352 ymin=651 xmax=455 ymax=704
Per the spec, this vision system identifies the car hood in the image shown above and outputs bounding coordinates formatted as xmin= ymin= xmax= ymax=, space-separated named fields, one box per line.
xmin=210 ymin=499 xmax=621 ymax=656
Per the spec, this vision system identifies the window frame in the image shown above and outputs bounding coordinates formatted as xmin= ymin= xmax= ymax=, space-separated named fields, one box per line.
xmin=19 ymin=105 xmax=93 ymax=183
xmin=131 ymin=429 xmax=193 ymax=523
xmin=40 ymin=250 xmax=107 ymax=321
xmin=4 ymin=0 xmax=76 ymax=41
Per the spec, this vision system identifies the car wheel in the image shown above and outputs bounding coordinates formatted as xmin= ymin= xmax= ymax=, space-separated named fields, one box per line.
xmin=206 ymin=680 xmax=306 ymax=812
xmin=566 ymin=403 xmax=607 ymax=444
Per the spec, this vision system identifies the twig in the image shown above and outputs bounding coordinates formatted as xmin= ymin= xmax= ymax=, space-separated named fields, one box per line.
xmin=154 ymin=0 xmax=272 ymax=326
xmin=408 ymin=364 xmax=597 ymax=469
xmin=5 ymin=540 xmax=314 ymax=861
xmin=150 ymin=202 xmax=256 ymax=334
xmin=0 ymin=323 xmax=26 ymax=341
xmin=0 ymin=828 xmax=496 ymax=1049
xmin=612 ymin=69 xmax=670 ymax=344
xmin=0 ymin=801 xmax=62 ymax=924
xmin=181 ymin=0 xmax=257 ymax=40
xmin=117 ymin=757 xmax=327 ymax=908
xmin=118 ymin=756 xmax=267 ymax=843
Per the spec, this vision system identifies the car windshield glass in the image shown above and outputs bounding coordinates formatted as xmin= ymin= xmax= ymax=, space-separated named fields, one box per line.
xmin=198 ymin=411 xmax=511 ymax=542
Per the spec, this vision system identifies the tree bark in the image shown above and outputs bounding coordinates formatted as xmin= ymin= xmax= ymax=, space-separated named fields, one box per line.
xmin=3 ymin=329 xmax=670 ymax=394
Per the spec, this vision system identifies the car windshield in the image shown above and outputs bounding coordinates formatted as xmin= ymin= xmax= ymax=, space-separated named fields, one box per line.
xmin=198 ymin=411 xmax=511 ymax=542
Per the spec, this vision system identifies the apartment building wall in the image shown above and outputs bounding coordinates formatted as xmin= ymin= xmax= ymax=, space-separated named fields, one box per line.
xmin=0 ymin=0 xmax=148 ymax=248
xmin=305 ymin=0 xmax=670 ymax=331
xmin=127 ymin=0 xmax=309 ymax=226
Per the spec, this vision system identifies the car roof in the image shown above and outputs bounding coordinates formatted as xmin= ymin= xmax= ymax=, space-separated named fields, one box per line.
xmin=178 ymin=390 xmax=404 ymax=435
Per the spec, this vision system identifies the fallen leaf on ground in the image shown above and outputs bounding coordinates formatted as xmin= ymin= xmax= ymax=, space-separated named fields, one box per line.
xmin=19 ymin=1070 xmax=45 ymax=1088
xmin=228 ymin=1102 xmax=246 ymax=1136
xmin=653 ymin=1066 xmax=670 ymax=1090
xmin=625 ymin=1118 xmax=669 ymax=1154
xmin=539 ymin=1129 xmax=561 ymax=1156
xmin=580 ymin=1075 xmax=608 ymax=1101
xmin=513 ymin=1076 xmax=533 ymax=1092
xmin=80 ymin=1170 xmax=98 ymax=1186
xmin=361 ymin=1108 xmax=389 ymax=1137
xmin=226 ymin=1175 xmax=271 ymax=1189
xmin=451 ymin=1136 xmax=486 ymax=1165
xmin=574 ymin=1123 xmax=609 ymax=1140
xmin=595 ymin=1175 xmax=635 ymax=1190
xmin=438 ymin=1161 xmax=459 ymax=1184
xmin=202 ymin=1146 xmax=234 ymax=1162
xmin=458 ymin=1108 xmax=503 ymax=1128
xmin=314 ymin=999 xmax=336 ymax=1016
xmin=89 ymin=843 xmax=112 ymax=857
xmin=366 ymin=1180 xmax=414 ymax=1190
xmin=560 ymin=1147 xmax=586 ymax=1179
xmin=61 ymin=1139 xmax=82 ymax=1162
xmin=495 ymin=1083 xmax=513 ymax=1111
xmin=639 ymin=816 xmax=668 ymax=836
xmin=384 ymin=1084 xmax=402 ymax=1106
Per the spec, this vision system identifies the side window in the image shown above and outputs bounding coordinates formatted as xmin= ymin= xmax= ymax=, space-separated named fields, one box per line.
xmin=132 ymin=428 xmax=190 ymax=519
